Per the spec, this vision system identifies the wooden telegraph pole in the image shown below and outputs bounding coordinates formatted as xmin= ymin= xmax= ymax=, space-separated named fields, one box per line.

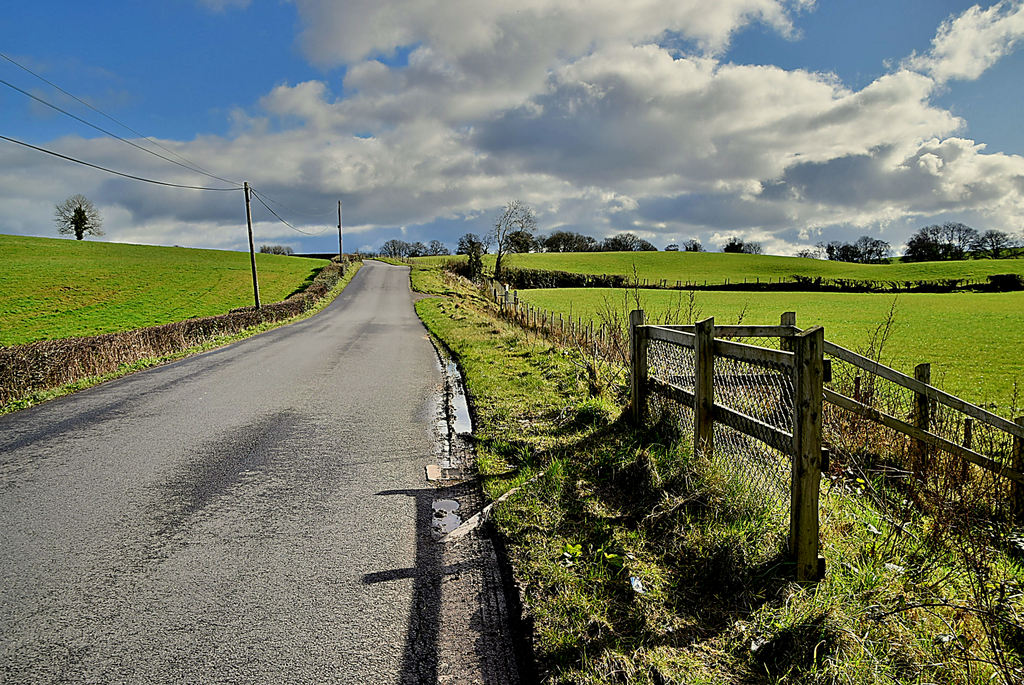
xmin=243 ymin=182 xmax=261 ymax=309
xmin=342 ymin=201 xmax=350 ymax=260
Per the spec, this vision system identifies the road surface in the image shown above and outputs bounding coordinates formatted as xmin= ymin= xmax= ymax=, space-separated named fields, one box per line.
xmin=0 ymin=260 xmax=513 ymax=683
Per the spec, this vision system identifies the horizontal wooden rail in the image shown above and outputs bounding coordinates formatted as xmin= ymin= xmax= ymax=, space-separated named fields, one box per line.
xmin=824 ymin=342 xmax=1024 ymax=439
xmin=714 ymin=338 xmax=794 ymax=369
xmin=713 ymin=402 xmax=794 ymax=455
xmin=649 ymin=376 xmax=697 ymax=407
xmin=644 ymin=325 xmax=696 ymax=348
xmin=824 ymin=388 xmax=1024 ymax=485
xmin=650 ymin=377 xmax=794 ymax=457
xmin=657 ymin=324 xmax=801 ymax=338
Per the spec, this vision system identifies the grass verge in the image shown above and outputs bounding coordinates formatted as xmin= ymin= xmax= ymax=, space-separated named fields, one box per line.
xmin=412 ymin=261 xmax=1024 ymax=684
xmin=0 ymin=261 xmax=361 ymax=415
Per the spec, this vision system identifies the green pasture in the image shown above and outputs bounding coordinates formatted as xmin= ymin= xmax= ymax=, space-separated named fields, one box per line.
xmin=0 ymin=234 xmax=328 ymax=345
xmin=432 ymin=250 xmax=1024 ymax=286
xmin=517 ymin=287 xmax=1024 ymax=412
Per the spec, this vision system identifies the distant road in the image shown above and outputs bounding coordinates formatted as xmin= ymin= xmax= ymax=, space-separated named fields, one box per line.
xmin=0 ymin=260 xmax=446 ymax=683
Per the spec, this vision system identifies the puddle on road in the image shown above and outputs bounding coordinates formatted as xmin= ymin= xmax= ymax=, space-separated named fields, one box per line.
xmin=432 ymin=499 xmax=462 ymax=536
xmin=446 ymin=360 xmax=473 ymax=435
xmin=432 ymin=345 xmax=474 ymax=460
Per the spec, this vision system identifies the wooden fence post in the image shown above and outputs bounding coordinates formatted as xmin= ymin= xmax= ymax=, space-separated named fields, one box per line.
xmin=629 ymin=310 xmax=647 ymax=425
xmin=694 ymin=317 xmax=715 ymax=459
xmin=791 ymin=325 xmax=825 ymax=582
xmin=779 ymin=312 xmax=798 ymax=428
xmin=913 ymin=363 xmax=932 ymax=473
xmin=1014 ymin=417 xmax=1024 ymax=521
xmin=961 ymin=417 xmax=973 ymax=483
xmin=779 ymin=312 xmax=797 ymax=351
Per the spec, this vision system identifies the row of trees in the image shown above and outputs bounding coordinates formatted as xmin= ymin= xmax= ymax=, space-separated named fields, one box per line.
xmin=797 ymin=236 xmax=893 ymax=264
xmin=379 ymin=238 xmax=451 ymax=258
xmin=903 ymin=223 xmax=1017 ymax=261
xmin=795 ymin=223 xmax=1020 ymax=264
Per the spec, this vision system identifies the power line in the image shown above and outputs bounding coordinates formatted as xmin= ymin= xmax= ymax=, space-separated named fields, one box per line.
xmin=0 ymin=51 xmax=242 ymax=187
xmin=0 ymin=134 xmax=241 ymax=191
xmin=249 ymin=188 xmax=331 ymax=235
xmin=249 ymin=186 xmax=338 ymax=222
xmin=0 ymin=77 xmax=243 ymax=188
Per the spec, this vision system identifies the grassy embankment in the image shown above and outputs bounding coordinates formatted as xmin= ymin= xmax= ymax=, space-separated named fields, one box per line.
xmin=0 ymin=234 xmax=330 ymax=345
xmin=410 ymin=261 xmax=1024 ymax=684
xmin=517 ymin=287 xmax=1023 ymax=413
xmin=416 ymin=251 xmax=1024 ymax=286
xmin=502 ymin=251 xmax=1024 ymax=285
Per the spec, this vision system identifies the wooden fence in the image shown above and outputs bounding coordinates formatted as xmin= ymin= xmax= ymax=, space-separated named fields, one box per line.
xmin=630 ymin=311 xmax=826 ymax=581
xmin=480 ymin=282 xmax=1024 ymax=583
xmin=629 ymin=310 xmax=1024 ymax=583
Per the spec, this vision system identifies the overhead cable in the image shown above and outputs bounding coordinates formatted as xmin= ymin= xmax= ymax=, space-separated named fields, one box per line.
xmin=0 ymin=77 xmax=244 ymax=188
xmin=247 ymin=187 xmax=327 ymax=235
xmin=0 ymin=134 xmax=241 ymax=191
xmin=249 ymin=187 xmax=338 ymax=222
xmin=0 ymin=52 xmax=242 ymax=187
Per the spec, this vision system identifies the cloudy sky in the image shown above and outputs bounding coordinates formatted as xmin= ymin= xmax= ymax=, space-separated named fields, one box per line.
xmin=2 ymin=0 xmax=1023 ymax=255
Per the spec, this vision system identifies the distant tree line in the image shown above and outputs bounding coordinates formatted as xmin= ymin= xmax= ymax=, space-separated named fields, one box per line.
xmin=259 ymin=244 xmax=294 ymax=255
xmin=901 ymin=223 xmax=1017 ymax=261
xmin=796 ymin=236 xmax=892 ymax=264
xmin=377 ymin=229 xmax=663 ymax=259
xmin=796 ymin=223 xmax=1020 ymax=263
xmin=483 ymin=229 xmax=661 ymax=254
xmin=378 ymin=239 xmax=451 ymax=258
xmin=721 ymin=237 xmax=762 ymax=255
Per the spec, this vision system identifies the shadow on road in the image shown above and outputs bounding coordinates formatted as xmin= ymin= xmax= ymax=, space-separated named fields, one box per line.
xmin=365 ymin=487 xmax=449 ymax=683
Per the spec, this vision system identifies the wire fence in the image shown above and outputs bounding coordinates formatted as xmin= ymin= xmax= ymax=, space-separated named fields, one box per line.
xmin=823 ymin=343 xmax=1024 ymax=522
xmin=481 ymin=273 xmax=1024 ymax=580
xmin=647 ymin=334 xmax=792 ymax=517
xmin=482 ymin=279 xmax=1024 ymax=527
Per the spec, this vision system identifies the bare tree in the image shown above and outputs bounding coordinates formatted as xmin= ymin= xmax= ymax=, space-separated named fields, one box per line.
xmin=259 ymin=244 xmax=294 ymax=255
xmin=55 ymin=194 xmax=104 ymax=240
xmin=977 ymin=229 xmax=1015 ymax=259
xmin=940 ymin=222 xmax=979 ymax=260
xmin=426 ymin=239 xmax=450 ymax=256
xmin=491 ymin=199 xmax=536 ymax=278
xmin=380 ymin=239 xmax=411 ymax=258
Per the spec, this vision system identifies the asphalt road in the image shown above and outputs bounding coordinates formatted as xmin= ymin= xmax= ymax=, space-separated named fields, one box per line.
xmin=0 ymin=260 xmax=452 ymax=683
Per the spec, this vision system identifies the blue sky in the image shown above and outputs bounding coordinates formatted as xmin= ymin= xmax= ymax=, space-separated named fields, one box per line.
xmin=2 ymin=0 xmax=1023 ymax=255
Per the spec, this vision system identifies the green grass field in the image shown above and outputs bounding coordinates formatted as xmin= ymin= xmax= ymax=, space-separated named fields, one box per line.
xmin=424 ymin=251 xmax=1024 ymax=286
xmin=517 ymin=287 xmax=1024 ymax=412
xmin=0 ymin=234 xmax=329 ymax=346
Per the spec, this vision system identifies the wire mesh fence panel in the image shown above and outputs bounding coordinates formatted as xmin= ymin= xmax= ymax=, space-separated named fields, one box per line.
xmin=824 ymin=349 xmax=1020 ymax=522
xmin=647 ymin=338 xmax=697 ymax=392
xmin=712 ymin=352 xmax=793 ymax=515
xmin=644 ymin=329 xmax=794 ymax=520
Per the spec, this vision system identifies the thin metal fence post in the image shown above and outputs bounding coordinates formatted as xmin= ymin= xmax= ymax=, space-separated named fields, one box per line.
xmin=694 ymin=317 xmax=715 ymax=459
xmin=629 ymin=310 xmax=646 ymax=425
xmin=913 ymin=363 xmax=932 ymax=473
xmin=791 ymin=325 xmax=825 ymax=582
xmin=1014 ymin=417 xmax=1024 ymax=521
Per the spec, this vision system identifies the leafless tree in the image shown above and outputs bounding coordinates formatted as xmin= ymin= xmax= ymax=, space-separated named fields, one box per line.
xmin=977 ymin=229 xmax=1015 ymax=259
xmin=491 ymin=199 xmax=536 ymax=278
xmin=55 ymin=194 xmax=104 ymax=240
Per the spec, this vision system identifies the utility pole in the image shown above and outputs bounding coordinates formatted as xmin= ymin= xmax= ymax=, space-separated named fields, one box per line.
xmin=342 ymin=201 xmax=350 ymax=260
xmin=243 ymin=182 xmax=261 ymax=309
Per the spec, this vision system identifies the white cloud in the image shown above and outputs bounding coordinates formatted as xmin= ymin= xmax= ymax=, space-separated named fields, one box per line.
xmin=293 ymin=0 xmax=805 ymax=65
xmin=904 ymin=0 xmax=1024 ymax=82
